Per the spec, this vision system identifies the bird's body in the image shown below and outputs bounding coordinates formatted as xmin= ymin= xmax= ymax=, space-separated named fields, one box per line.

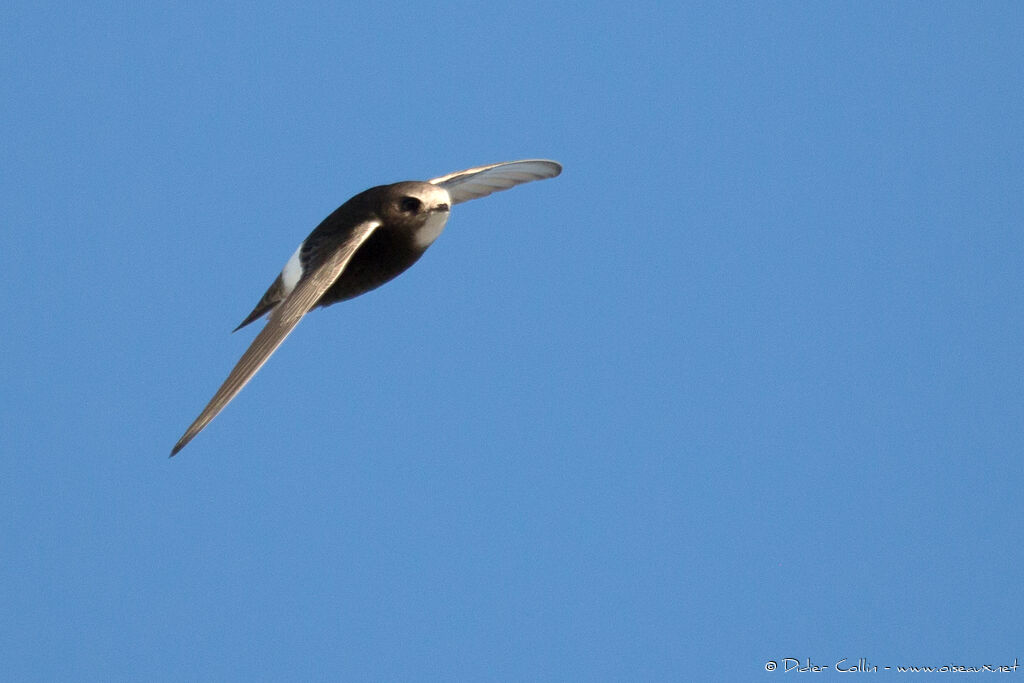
xmin=171 ymin=160 xmax=561 ymax=456
xmin=234 ymin=182 xmax=449 ymax=330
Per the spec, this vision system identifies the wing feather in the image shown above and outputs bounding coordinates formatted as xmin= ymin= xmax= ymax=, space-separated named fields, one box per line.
xmin=170 ymin=220 xmax=380 ymax=456
xmin=429 ymin=159 xmax=562 ymax=205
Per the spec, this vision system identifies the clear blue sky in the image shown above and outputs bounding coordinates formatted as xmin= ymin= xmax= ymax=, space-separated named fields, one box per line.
xmin=3 ymin=2 xmax=1022 ymax=679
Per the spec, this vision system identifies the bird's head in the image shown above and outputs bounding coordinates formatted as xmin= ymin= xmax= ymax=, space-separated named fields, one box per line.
xmin=377 ymin=181 xmax=451 ymax=248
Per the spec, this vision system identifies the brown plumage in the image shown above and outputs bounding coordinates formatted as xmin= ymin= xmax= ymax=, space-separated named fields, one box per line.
xmin=171 ymin=160 xmax=562 ymax=456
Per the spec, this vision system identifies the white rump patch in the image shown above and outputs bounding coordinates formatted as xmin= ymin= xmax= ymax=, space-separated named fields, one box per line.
xmin=281 ymin=243 xmax=304 ymax=296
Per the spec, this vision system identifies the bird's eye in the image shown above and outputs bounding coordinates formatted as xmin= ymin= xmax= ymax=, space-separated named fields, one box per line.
xmin=400 ymin=197 xmax=421 ymax=213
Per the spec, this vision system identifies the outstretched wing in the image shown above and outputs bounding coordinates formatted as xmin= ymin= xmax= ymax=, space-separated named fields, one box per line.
xmin=170 ymin=220 xmax=381 ymax=456
xmin=429 ymin=159 xmax=562 ymax=205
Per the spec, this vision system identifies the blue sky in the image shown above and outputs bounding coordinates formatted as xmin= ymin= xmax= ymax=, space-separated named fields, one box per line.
xmin=2 ymin=2 xmax=1022 ymax=679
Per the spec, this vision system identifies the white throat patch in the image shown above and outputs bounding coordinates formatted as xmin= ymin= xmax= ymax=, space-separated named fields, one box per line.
xmin=413 ymin=210 xmax=449 ymax=248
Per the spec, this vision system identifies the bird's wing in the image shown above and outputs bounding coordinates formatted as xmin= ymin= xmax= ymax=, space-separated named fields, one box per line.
xmin=429 ymin=159 xmax=562 ymax=205
xmin=171 ymin=220 xmax=381 ymax=456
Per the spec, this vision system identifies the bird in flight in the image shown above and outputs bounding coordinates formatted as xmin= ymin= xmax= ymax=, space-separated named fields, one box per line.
xmin=171 ymin=159 xmax=562 ymax=456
